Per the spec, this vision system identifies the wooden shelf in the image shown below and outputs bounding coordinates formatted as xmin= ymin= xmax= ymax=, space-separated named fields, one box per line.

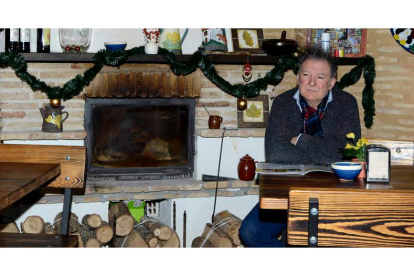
xmin=20 ymin=53 xmax=361 ymax=66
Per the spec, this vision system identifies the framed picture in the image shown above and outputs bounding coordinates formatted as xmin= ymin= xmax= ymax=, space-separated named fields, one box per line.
xmin=201 ymin=28 xmax=234 ymax=53
xmin=306 ymin=29 xmax=367 ymax=57
xmin=231 ymin=29 xmax=265 ymax=54
xmin=237 ymin=95 xmax=269 ymax=128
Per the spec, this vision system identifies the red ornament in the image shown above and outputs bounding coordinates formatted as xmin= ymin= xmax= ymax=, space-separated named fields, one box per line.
xmin=243 ymin=61 xmax=253 ymax=82
xmin=65 ymin=46 xmax=71 ymax=51
xmin=75 ymin=46 xmax=81 ymax=52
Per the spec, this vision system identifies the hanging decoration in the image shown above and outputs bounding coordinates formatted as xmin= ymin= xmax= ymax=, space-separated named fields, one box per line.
xmin=0 ymin=46 xmax=376 ymax=128
xmin=238 ymin=57 xmax=252 ymax=110
xmin=242 ymin=58 xmax=253 ymax=82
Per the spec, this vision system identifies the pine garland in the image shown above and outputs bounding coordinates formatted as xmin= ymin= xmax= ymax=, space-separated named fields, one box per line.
xmin=0 ymin=46 xmax=376 ymax=128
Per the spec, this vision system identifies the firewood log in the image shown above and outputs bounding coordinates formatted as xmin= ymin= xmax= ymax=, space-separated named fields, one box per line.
xmin=213 ymin=210 xmax=242 ymax=246
xmin=158 ymin=231 xmax=180 ymax=248
xmin=21 ymin=216 xmax=44 ymax=234
xmin=0 ymin=221 xmax=19 ymax=233
xmin=115 ymin=229 xmax=148 ymax=248
xmin=81 ymin=214 xmax=102 ymax=230
xmin=53 ymin=212 xmax=80 ymax=234
xmin=109 ymin=202 xmax=134 ymax=237
xmin=141 ymin=216 xmax=172 ymax=241
xmin=43 ymin=222 xmax=56 ymax=234
xmin=73 ymin=232 xmax=84 ymax=248
xmin=135 ymin=224 xmax=158 ymax=247
xmin=93 ymin=221 xmax=114 ymax=245
xmin=79 ymin=225 xmax=101 ymax=247
xmin=191 ymin=236 xmax=214 ymax=248
xmin=201 ymin=223 xmax=233 ymax=248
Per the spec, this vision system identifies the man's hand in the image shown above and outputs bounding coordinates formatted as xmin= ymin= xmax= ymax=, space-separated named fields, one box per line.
xmin=291 ymin=136 xmax=298 ymax=145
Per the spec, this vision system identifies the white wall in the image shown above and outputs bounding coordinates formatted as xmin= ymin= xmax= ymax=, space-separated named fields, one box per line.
xmin=195 ymin=136 xmax=265 ymax=180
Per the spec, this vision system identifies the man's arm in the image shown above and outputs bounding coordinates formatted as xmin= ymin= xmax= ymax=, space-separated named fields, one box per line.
xmin=295 ymin=93 xmax=362 ymax=164
xmin=265 ymin=95 xmax=312 ymax=164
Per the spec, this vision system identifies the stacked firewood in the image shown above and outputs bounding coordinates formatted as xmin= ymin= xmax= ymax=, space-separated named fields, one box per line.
xmin=191 ymin=210 xmax=244 ymax=248
xmin=0 ymin=201 xmax=179 ymax=248
xmin=110 ymin=202 xmax=179 ymax=248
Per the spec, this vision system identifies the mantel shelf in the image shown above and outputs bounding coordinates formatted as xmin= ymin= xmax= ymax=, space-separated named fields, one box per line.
xmin=20 ymin=53 xmax=361 ymax=66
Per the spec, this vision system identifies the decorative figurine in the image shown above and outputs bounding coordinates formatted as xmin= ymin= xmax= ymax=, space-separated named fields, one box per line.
xmin=242 ymin=58 xmax=253 ymax=82
xmin=143 ymin=28 xmax=160 ymax=55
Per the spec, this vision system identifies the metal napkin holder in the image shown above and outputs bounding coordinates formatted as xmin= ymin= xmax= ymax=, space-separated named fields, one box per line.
xmin=366 ymin=144 xmax=391 ymax=183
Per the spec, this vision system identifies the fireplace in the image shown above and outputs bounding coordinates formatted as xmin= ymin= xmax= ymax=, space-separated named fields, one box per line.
xmin=85 ymin=97 xmax=195 ymax=181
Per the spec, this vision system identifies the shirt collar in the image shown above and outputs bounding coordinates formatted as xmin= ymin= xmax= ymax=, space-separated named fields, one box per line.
xmin=293 ymin=89 xmax=333 ymax=112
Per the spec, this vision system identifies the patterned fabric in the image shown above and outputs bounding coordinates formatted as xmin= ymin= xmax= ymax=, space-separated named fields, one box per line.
xmin=299 ymin=93 xmax=330 ymax=137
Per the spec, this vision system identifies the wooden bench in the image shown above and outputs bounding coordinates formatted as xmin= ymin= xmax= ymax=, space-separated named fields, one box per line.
xmin=287 ymin=188 xmax=414 ymax=247
xmin=0 ymin=144 xmax=86 ymax=247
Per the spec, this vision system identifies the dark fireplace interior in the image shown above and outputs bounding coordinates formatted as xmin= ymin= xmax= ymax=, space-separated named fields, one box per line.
xmin=85 ymin=98 xmax=195 ymax=180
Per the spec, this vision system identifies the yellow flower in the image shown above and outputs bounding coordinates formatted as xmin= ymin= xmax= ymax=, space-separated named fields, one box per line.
xmin=345 ymin=143 xmax=353 ymax=149
xmin=356 ymin=138 xmax=369 ymax=148
xmin=346 ymin=132 xmax=355 ymax=139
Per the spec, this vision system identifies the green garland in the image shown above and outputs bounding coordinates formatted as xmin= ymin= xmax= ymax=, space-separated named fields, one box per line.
xmin=0 ymin=46 xmax=376 ymax=128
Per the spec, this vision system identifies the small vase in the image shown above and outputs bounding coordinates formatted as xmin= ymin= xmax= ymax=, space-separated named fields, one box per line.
xmin=145 ymin=42 xmax=158 ymax=54
xmin=352 ymin=158 xmax=366 ymax=179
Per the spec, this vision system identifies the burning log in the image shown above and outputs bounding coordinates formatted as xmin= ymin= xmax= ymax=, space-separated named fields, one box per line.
xmin=21 ymin=216 xmax=44 ymax=234
xmin=109 ymin=201 xmax=135 ymax=237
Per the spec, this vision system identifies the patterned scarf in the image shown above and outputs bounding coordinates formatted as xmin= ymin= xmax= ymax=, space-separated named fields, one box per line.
xmin=299 ymin=93 xmax=330 ymax=137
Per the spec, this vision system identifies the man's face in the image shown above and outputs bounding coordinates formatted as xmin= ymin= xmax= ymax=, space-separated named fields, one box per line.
xmin=297 ymin=58 xmax=336 ymax=108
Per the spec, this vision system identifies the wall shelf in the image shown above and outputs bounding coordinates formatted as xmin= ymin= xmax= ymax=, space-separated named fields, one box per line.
xmin=20 ymin=53 xmax=361 ymax=66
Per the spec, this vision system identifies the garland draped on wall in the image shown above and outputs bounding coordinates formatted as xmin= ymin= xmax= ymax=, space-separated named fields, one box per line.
xmin=0 ymin=46 xmax=376 ymax=128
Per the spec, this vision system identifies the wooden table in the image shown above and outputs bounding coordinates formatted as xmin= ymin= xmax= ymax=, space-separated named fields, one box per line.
xmin=0 ymin=162 xmax=61 ymax=213
xmin=259 ymin=165 xmax=414 ymax=210
xmin=259 ymin=166 xmax=414 ymax=247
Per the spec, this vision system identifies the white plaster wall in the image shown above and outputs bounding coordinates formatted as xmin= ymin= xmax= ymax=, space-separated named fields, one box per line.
xmin=195 ymin=136 xmax=265 ymax=180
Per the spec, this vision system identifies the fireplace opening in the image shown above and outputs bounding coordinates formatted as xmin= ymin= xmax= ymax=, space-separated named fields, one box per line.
xmin=85 ymin=98 xmax=195 ymax=180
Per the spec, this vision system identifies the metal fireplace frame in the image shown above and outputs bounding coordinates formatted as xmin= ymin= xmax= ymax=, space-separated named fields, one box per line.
xmin=85 ymin=97 xmax=195 ymax=181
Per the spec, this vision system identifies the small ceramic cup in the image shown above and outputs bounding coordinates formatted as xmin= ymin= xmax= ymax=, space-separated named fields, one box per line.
xmin=208 ymin=115 xmax=223 ymax=129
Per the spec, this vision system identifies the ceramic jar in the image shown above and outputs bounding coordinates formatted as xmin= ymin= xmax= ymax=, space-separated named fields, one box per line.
xmin=238 ymin=154 xmax=256 ymax=181
xmin=208 ymin=115 xmax=223 ymax=129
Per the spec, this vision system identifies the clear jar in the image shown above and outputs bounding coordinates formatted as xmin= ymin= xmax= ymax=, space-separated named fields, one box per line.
xmin=59 ymin=28 xmax=91 ymax=53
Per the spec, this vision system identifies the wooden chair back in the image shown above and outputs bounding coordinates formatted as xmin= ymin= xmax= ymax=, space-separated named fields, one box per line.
xmin=288 ymin=188 xmax=414 ymax=247
xmin=0 ymin=144 xmax=86 ymax=189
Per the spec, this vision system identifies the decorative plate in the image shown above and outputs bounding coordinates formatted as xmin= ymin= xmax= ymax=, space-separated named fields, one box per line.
xmin=390 ymin=28 xmax=414 ymax=55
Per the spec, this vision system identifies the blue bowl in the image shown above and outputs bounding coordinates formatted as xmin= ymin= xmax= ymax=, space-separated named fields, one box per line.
xmin=104 ymin=42 xmax=127 ymax=51
xmin=331 ymin=162 xmax=363 ymax=181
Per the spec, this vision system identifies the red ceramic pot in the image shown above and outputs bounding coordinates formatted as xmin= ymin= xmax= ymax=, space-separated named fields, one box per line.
xmin=238 ymin=154 xmax=256 ymax=181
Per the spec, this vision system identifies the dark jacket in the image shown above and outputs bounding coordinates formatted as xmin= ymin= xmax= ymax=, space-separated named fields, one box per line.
xmin=265 ymin=87 xmax=362 ymax=164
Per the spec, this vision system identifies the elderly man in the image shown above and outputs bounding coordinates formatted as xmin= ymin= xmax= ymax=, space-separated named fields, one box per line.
xmin=239 ymin=46 xmax=362 ymax=247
